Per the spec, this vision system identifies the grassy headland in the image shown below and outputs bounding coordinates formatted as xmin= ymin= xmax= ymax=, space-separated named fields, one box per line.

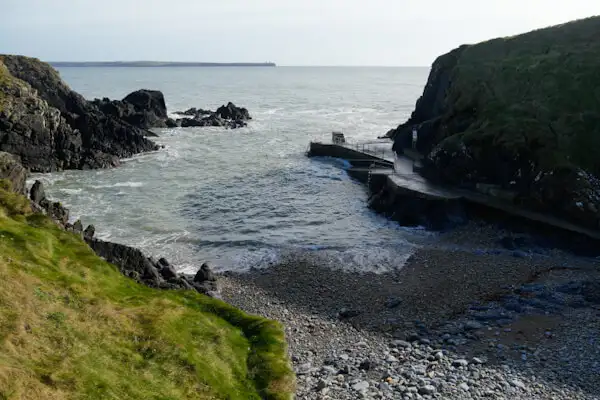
xmin=0 ymin=181 xmax=294 ymax=400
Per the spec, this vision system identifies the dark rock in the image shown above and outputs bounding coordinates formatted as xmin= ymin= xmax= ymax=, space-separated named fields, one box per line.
xmin=179 ymin=117 xmax=209 ymax=128
xmin=83 ymin=225 xmax=95 ymax=241
xmin=143 ymin=259 xmax=161 ymax=285
xmin=406 ymin=332 xmax=421 ymax=342
xmin=92 ymin=89 xmax=168 ymax=130
xmin=358 ymin=360 xmax=373 ymax=371
xmin=29 ymin=180 xmax=46 ymax=204
xmin=165 ymin=118 xmax=179 ymax=128
xmin=0 ymin=152 xmax=27 ymax=194
xmin=157 ymin=258 xmax=170 ymax=268
xmin=122 ymin=90 xmax=167 ymax=121
xmin=174 ymin=103 xmax=250 ymax=130
xmin=45 ymin=201 xmax=69 ymax=227
xmin=72 ymin=219 xmax=83 ymax=235
xmin=160 ymin=265 xmax=178 ymax=280
xmin=192 ymin=280 xmax=219 ymax=296
xmin=337 ymin=365 xmax=350 ymax=375
xmin=582 ymin=281 xmax=600 ymax=304
xmin=385 ymin=297 xmax=402 ymax=309
xmin=86 ymin=238 xmax=165 ymax=288
xmin=338 ymin=308 xmax=361 ymax=319
xmin=194 ymin=263 xmax=216 ymax=283
xmin=215 ymin=102 xmax=251 ymax=121
xmin=178 ymin=277 xmax=195 ymax=291
xmin=1 ymin=55 xmax=159 ymax=172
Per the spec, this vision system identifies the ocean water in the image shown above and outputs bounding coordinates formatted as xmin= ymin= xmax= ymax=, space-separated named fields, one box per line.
xmin=33 ymin=67 xmax=430 ymax=274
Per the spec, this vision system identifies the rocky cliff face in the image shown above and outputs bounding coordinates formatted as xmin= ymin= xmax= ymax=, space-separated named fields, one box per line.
xmin=0 ymin=55 xmax=159 ymax=172
xmin=389 ymin=17 xmax=600 ymax=230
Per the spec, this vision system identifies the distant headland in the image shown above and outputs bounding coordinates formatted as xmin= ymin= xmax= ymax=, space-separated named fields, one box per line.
xmin=49 ymin=61 xmax=276 ymax=67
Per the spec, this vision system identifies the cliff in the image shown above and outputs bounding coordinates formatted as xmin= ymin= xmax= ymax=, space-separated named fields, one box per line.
xmin=0 ymin=177 xmax=295 ymax=399
xmin=0 ymin=55 xmax=159 ymax=172
xmin=389 ymin=16 xmax=600 ymax=230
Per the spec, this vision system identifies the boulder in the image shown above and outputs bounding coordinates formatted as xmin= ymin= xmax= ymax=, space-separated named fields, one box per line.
xmin=174 ymin=103 xmax=250 ymax=130
xmin=123 ymin=90 xmax=167 ymax=120
xmin=0 ymin=152 xmax=27 ymax=194
xmin=0 ymin=55 xmax=159 ymax=172
xmin=45 ymin=201 xmax=69 ymax=227
xmin=91 ymin=89 xmax=169 ymax=130
xmin=72 ymin=219 xmax=83 ymax=235
xmin=215 ymin=102 xmax=251 ymax=121
xmin=165 ymin=118 xmax=179 ymax=128
xmin=160 ymin=265 xmax=178 ymax=280
xmin=83 ymin=224 xmax=95 ymax=241
xmin=29 ymin=180 xmax=46 ymax=204
xmin=194 ymin=263 xmax=216 ymax=283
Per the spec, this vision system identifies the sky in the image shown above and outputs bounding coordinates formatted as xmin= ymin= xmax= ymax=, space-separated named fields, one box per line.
xmin=1 ymin=0 xmax=599 ymax=66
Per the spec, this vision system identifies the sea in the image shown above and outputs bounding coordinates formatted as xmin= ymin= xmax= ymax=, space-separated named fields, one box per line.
xmin=32 ymin=66 xmax=430 ymax=274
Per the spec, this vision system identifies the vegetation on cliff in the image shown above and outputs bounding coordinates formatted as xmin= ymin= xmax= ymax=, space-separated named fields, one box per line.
xmin=390 ymin=16 xmax=600 ymax=229
xmin=0 ymin=181 xmax=295 ymax=400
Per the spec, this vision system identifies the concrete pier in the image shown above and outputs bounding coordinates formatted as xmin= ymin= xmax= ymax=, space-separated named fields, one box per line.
xmin=307 ymin=140 xmax=600 ymax=240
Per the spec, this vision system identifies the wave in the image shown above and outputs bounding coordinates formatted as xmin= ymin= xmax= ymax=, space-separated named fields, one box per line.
xmin=58 ymin=188 xmax=83 ymax=195
xmin=91 ymin=181 xmax=144 ymax=189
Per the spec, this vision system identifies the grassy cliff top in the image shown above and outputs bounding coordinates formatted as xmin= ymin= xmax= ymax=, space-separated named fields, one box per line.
xmin=443 ymin=16 xmax=600 ymax=176
xmin=0 ymin=181 xmax=295 ymax=399
xmin=0 ymin=60 xmax=29 ymax=112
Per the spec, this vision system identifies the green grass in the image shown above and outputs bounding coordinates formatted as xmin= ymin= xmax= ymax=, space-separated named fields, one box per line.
xmin=0 ymin=59 xmax=30 ymax=113
xmin=431 ymin=16 xmax=600 ymax=180
xmin=0 ymin=182 xmax=295 ymax=400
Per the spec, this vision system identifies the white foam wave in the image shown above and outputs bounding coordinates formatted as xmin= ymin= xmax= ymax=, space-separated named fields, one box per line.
xmin=91 ymin=181 xmax=144 ymax=189
xmin=58 ymin=188 xmax=83 ymax=195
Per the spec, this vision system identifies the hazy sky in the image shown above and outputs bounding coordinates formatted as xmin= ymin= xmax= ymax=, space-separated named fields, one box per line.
xmin=1 ymin=0 xmax=598 ymax=66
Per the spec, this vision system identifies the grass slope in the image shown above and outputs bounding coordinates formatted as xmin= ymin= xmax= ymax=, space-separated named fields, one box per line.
xmin=0 ymin=181 xmax=294 ymax=400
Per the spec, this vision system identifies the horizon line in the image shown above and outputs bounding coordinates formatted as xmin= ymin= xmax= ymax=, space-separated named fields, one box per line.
xmin=48 ymin=61 xmax=429 ymax=68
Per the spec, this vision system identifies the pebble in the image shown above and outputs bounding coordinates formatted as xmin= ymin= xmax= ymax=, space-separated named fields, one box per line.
xmin=220 ymin=242 xmax=600 ymax=400
xmin=352 ymin=381 xmax=369 ymax=391
xmin=418 ymin=385 xmax=437 ymax=395
xmin=452 ymin=359 xmax=469 ymax=368
xmin=510 ymin=379 xmax=527 ymax=390
xmin=393 ymin=340 xmax=412 ymax=349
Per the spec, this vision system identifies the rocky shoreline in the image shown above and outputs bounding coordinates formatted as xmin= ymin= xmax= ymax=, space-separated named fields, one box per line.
xmin=221 ymin=224 xmax=600 ymax=399
xmin=26 ymin=176 xmax=222 ymax=299
xmin=0 ymin=55 xmax=252 ymax=173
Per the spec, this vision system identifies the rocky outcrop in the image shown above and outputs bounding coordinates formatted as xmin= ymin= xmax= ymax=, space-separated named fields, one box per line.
xmin=86 ymin=238 xmax=219 ymax=296
xmin=0 ymin=152 xmax=27 ymax=194
xmin=29 ymin=179 xmax=70 ymax=227
xmin=387 ymin=17 xmax=600 ymax=230
xmin=91 ymin=89 xmax=168 ymax=131
xmin=27 ymin=179 xmax=220 ymax=297
xmin=0 ymin=55 xmax=159 ymax=172
xmin=173 ymin=102 xmax=251 ymax=129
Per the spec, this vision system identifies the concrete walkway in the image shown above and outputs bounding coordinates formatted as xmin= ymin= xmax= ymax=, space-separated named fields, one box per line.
xmin=309 ymin=140 xmax=600 ymax=240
